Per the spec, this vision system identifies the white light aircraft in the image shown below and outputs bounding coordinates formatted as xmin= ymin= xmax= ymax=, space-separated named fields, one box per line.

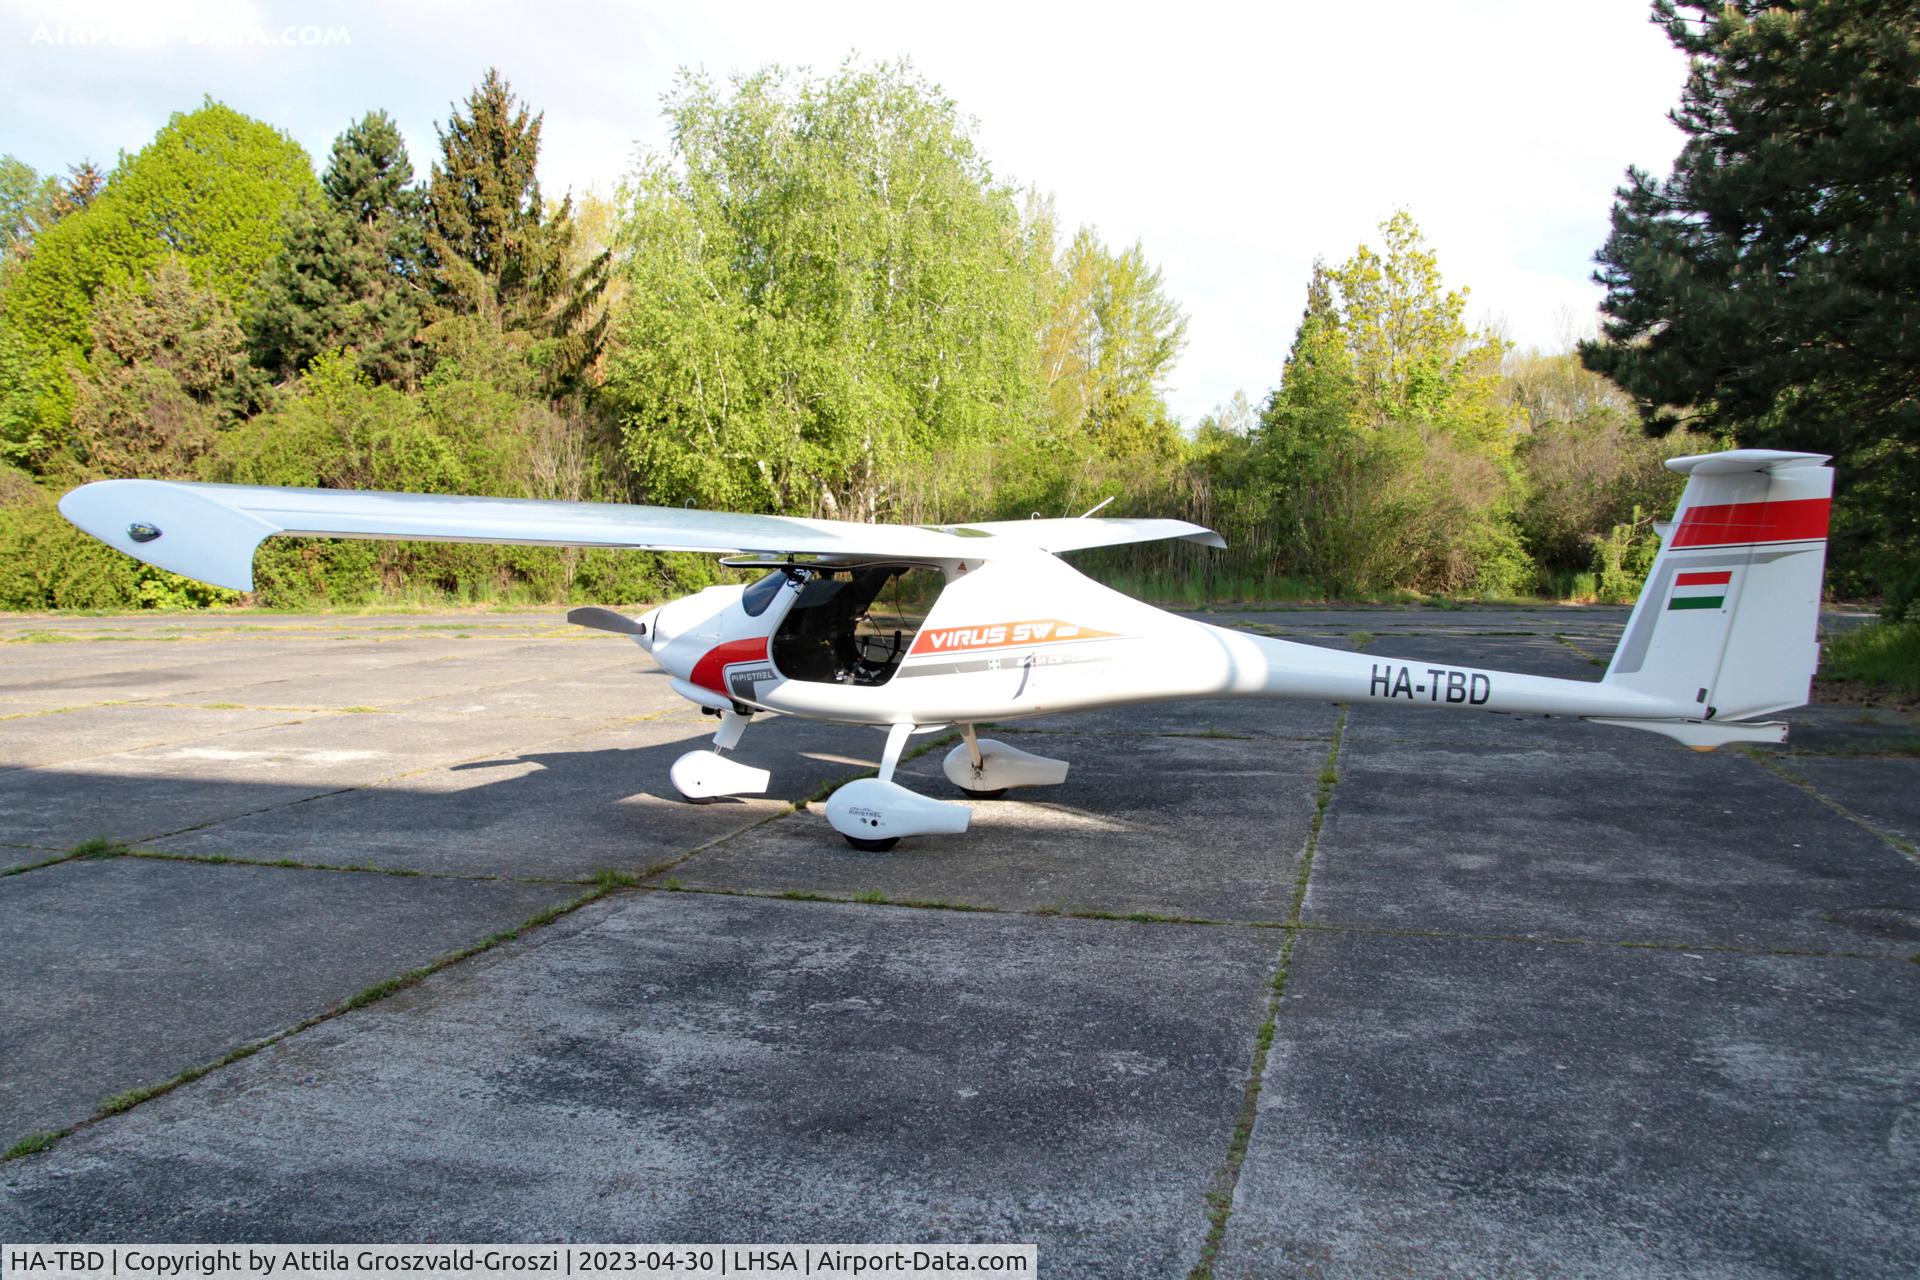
xmin=59 ymin=448 xmax=1832 ymax=849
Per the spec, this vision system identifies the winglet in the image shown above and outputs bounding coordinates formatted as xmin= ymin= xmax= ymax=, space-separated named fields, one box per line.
xmin=58 ymin=480 xmax=279 ymax=591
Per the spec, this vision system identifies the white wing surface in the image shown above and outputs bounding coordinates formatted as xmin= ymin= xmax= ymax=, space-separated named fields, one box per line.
xmin=58 ymin=479 xmax=1224 ymax=591
xmin=933 ymin=517 xmax=1226 ymax=554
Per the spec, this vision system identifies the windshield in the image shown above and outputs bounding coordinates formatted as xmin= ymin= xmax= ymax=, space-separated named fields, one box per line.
xmin=741 ymin=569 xmax=786 ymax=617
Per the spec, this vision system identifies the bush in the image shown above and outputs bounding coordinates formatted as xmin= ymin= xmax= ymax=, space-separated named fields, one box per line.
xmin=0 ymin=486 xmax=235 ymax=610
xmin=1822 ymin=622 xmax=1920 ymax=693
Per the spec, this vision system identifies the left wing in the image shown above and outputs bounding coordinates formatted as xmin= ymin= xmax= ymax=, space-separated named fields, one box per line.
xmin=58 ymin=480 xmax=1224 ymax=592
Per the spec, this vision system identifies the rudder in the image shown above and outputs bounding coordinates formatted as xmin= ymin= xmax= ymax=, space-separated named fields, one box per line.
xmin=1604 ymin=449 xmax=1832 ymax=722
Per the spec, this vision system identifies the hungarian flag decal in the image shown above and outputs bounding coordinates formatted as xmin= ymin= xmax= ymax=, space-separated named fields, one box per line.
xmin=1669 ymin=570 xmax=1732 ymax=610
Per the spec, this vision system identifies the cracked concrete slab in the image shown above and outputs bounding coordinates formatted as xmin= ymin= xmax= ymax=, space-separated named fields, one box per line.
xmin=994 ymin=691 xmax=1341 ymax=740
xmin=0 ymin=892 xmax=1275 ymax=1278
xmin=0 ymin=704 xmax=304 ymax=773
xmin=0 ymin=605 xmax=1914 ymax=1274
xmin=0 ymin=856 xmax=571 ymax=1148
xmin=1772 ymin=754 xmax=1920 ymax=849
xmin=0 ymin=712 xmax=612 ymax=847
xmin=157 ymin=718 xmax=885 ymax=880
xmin=1313 ymin=734 xmax=1920 ymax=954
xmin=1216 ymin=930 xmax=1920 ymax=1278
xmin=1771 ymin=704 xmax=1920 ymax=756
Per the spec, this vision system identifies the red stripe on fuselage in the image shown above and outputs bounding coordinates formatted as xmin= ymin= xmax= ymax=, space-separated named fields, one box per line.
xmin=1674 ymin=570 xmax=1734 ymax=586
xmin=1671 ymin=498 xmax=1829 ymax=548
xmin=690 ymin=637 xmax=768 ymax=695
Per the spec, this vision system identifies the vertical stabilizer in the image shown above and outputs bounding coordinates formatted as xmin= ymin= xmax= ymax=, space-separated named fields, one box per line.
xmin=1603 ymin=449 xmax=1831 ymax=722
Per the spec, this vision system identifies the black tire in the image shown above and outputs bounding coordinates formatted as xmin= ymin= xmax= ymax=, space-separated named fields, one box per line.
xmin=844 ymin=835 xmax=900 ymax=852
xmin=959 ymin=786 xmax=1008 ymax=800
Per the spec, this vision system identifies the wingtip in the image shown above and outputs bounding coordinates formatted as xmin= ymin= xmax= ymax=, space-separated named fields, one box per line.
xmin=58 ymin=477 xmax=267 ymax=594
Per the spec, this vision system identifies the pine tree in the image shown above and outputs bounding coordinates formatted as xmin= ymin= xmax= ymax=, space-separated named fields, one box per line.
xmin=249 ymin=111 xmax=426 ymax=386
xmin=49 ymin=162 xmax=103 ymax=221
xmin=1581 ymin=0 xmax=1920 ymax=612
xmin=425 ymin=69 xmax=606 ymax=393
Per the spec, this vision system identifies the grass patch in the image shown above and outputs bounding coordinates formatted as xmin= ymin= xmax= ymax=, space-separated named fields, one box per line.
xmin=71 ymin=837 xmax=130 ymax=860
xmin=4 ymin=1131 xmax=61 ymax=1158
xmin=1823 ymin=621 xmax=1920 ymax=694
xmin=590 ymin=868 xmax=642 ymax=890
xmin=340 ymin=705 xmax=383 ymax=714
xmin=1552 ymin=633 xmax=1607 ymax=667
xmin=99 ymin=1083 xmax=163 ymax=1115
xmin=1348 ymin=630 xmax=1374 ymax=651
xmin=854 ymin=888 xmax=886 ymax=904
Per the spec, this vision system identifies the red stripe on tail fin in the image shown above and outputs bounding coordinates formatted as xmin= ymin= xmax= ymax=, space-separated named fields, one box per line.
xmin=1671 ymin=498 xmax=1830 ymax=549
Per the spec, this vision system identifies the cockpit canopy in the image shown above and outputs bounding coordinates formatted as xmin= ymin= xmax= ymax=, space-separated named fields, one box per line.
xmin=766 ymin=564 xmax=944 ymax=687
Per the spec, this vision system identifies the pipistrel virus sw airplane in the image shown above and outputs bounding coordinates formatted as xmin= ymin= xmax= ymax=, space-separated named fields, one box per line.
xmin=59 ymin=447 xmax=1832 ymax=849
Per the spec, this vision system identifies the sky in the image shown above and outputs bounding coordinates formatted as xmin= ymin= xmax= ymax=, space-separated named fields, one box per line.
xmin=0 ymin=0 xmax=1693 ymax=425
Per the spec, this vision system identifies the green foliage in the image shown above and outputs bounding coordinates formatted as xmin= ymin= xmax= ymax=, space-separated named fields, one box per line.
xmin=2 ymin=159 xmax=105 ymax=299
xmin=426 ymin=70 xmax=607 ymax=394
xmin=1038 ymin=225 xmax=1189 ymax=457
xmin=206 ymin=349 xmax=688 ymax=607
xmin=1821 ymin=622 xmax=1920 ymax=693
xmin=0 ymin=105 xmax=310 ymax=476
xmin=1589 ymin=506 xmax=1663 ymax=604
xmin=68 ymin=257 xmax=250 ymax=479
xmin=4 ymin=101 xmax=313 ymax=355
xmin=0 ymin=482 xmax=234 ymax=610
xmin=1251 ymin=212 xmax=1528 ymax=596
xmin=0 ymin=64 xmax=1781 ymax=616
xmin=606 ymin=61 xmax=1044 ymax=520
xmin=1508 ymin=348 xmax=1706 ymax=579
xmin=1583 ymin=0 xmax=1920 ymax=614
xmin=0 ymin=155 xmax=49 ymax=262
xmin=249 ymin=111 xmax=426 ymax=387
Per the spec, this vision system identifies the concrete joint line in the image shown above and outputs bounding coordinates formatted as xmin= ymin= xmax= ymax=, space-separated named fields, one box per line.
xmin=1745 ymin=748 xmax=1920 ymax=866
xmin=1189 ymin=705 xmax=1348 ymax=1280
xmin=1 ymin=878 xmax=633 ymax=1163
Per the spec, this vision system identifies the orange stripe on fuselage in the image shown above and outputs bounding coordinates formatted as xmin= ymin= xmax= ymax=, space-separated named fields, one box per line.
xmin=908 ymin=619 xmax=1116 ymax=657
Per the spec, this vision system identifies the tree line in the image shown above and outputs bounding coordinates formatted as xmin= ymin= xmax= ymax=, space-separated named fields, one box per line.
xmin=0 ymin=1 xmax=1909 ymax=616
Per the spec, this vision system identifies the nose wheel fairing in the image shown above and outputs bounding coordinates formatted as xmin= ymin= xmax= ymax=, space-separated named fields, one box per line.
xmin=668 ymin=709 xmax=770 ymax=801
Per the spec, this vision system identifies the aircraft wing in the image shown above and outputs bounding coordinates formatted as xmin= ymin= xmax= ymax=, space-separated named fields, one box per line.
xmin=58 ymin=480 xmax=1226 ymax=592
xmin=937 ymin=516 xmax=1227 ymax=554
